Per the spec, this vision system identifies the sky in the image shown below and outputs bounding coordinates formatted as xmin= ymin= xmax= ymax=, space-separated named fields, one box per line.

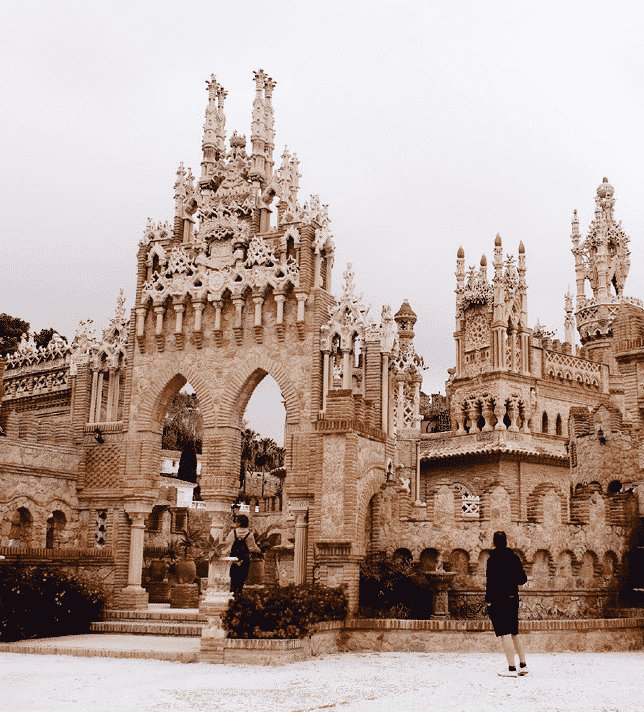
xmin=2 ymin=1 xmax=644 ymax=445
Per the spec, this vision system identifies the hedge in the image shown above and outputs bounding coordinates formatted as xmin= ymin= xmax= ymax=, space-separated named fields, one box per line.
xmin=223 ymin=584 xmax=348 ymax=639
xmin=0 ymin=564 xmax=107 ymax=642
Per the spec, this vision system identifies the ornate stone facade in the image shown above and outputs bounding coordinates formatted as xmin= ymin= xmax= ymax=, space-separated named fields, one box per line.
xmin=1 ymin=76 xmax=643 ymax=618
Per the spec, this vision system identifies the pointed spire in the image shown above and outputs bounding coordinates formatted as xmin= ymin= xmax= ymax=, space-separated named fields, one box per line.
xmin=493 ymin=233 xmax=503 ymax=281
xmin=263 ymin=76 xmax=277 ymax=179
xmin=174 ymin=162 xmax=186 ymax=215
xmin=250 ymin=69 xmax=268 ymax=184
xmin=201 ymin=74 xmax=226 ymax=179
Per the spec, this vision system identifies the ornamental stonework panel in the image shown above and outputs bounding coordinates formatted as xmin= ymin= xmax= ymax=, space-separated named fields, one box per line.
xmin=85 ymin=445 xmax=122 ymax=490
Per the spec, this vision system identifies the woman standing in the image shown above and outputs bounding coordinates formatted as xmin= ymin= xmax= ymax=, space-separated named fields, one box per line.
xmin=485 ymin=530 xmax=528 ymax=677
xmin=221 ymin=514 xmax=261 ymax=597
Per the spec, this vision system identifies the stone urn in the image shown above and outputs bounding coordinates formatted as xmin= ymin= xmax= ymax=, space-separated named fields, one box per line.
xmin=246 ymin=555 xmax=265 ymax=586
xmin=175 ymin=558 xmax=197 ymax=584
xmin=199 ymin=557 xmax=238 ymax=663
xmin=423 ymin=571 xmax=457 ymax=619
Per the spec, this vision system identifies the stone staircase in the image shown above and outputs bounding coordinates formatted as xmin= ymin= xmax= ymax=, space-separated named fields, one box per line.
xmin=90 ymin=605 xmax=207 ymax=637
xmin=0 ymin=605 xmax=204 ymax=662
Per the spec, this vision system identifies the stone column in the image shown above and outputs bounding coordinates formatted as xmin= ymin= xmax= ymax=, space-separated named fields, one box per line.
xmin=321 ymin=350 xmax=330 ymax=412
xmin=412 ymin=378 xmax=421 ymax=430
xmin=414 ymin=441 xmax=423 ymax=506
xmin=274 ymin=292 xmax=286 ymax=325
xmin=135 ymin=307 xmax=147 ymax=338
xmin=342 ymin=351 xmax=352 ymax=390
xmin=381 ymin=353 xmax=389 ymax=433
xmin=292 ymin=502 xmax=309 ymax=585
xmin=154 ymin=306 xmax=165 ymax=335
xmin=89 ymin=370 xmax=99 ymax=423
xmin=105 ymin=368 xmax=116 ymax=421
xmin=94 ymin=372 xmax=104 ymax=423
xmin=396 ymin=376 xmax=405 ymax=430
xmin=120 ymin=509 xmax=149 ymax=610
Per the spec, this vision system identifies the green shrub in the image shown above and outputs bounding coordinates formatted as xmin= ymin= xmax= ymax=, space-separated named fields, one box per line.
xmin=0 ymin=564 xmax=108 ymax=642
xmin=358 ymin=552 xmax=432 ymax=619
xmin=223 ymin=584 xmax=347 ymax=639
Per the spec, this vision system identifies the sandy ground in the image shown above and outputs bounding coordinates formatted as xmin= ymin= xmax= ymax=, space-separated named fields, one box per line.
xmin=2 ymin=650 xmax=643 ymax=712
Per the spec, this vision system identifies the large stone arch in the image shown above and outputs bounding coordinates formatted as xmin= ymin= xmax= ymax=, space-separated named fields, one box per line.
xmin=217 ymin=354 xmax=301 ymax=428
xmin=136 ymin=364 xmax=218 ymax=432
xmin=356 ymin=464 xmax=389 ymax=557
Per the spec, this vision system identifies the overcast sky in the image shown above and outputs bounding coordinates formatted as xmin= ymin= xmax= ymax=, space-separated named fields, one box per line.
xmin=2 ymin=1 xmax=643 ymax=444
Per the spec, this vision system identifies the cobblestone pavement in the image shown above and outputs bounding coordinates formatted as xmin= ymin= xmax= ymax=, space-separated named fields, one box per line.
xmin=3 ymin=650 xmax=643 ymax=712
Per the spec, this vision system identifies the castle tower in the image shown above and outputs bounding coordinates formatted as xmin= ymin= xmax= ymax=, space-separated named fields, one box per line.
xmin=571 ymin=178 xmax=632 ymax=366
xmin=73 ymin=71 xmax=394 ymax=614
xmin=454 ymin=235 xmax=529 ymax=379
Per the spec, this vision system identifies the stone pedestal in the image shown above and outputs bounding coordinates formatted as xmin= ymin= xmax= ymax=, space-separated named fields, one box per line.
xmin=147 ymin=581 xmax=171 ymax=603
xmin=120 ymin=585 xmax=149 ymax=610
xmin=171 ymin=583 xmax=200 ymax=609
xmin=425 ymin=571 xmax=457 ymax=619
xmin=199 ymin=557 xmax=236 ymax=664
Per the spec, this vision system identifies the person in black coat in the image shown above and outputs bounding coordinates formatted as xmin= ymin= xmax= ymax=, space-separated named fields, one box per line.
xmin=485 ymin=530 xmax=528 ymax=677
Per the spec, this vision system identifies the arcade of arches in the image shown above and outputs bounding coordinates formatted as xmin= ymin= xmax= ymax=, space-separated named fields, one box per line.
xmin=1 ymin=74 xmax=644 ymax=617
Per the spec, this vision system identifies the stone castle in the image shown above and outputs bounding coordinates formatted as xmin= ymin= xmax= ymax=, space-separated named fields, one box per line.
xmin=1 ymin=71 xmax=643 ymax=617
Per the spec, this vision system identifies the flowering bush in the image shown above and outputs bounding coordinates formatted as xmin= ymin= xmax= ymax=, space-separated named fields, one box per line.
xmin=0 ymin=565 xmax=107 ymax=642
xmin=223 ymin=584 xmax=347 ymax=639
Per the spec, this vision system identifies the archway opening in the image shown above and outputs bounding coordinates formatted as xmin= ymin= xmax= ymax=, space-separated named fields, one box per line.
xmin=9 ymin=507 xmax=33 ymax=547
xmin=157 ymin=382 xmax=203 ymax=545
xmin=239 ymin=375 xmax=286 ymax=518
xmin=46 ymin=510 xmax=66 ymax=549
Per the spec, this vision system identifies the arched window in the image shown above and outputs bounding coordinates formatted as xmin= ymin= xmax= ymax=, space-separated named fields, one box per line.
xmin=555 ymin=414 xmax=563 ymax=436
xmin=9 ymin=507 xmax=33 ymax=547
xmin=46 ymin=510 xmax=66 ymax=549
xmin=542 ymin=412 xmax=549 ymax=434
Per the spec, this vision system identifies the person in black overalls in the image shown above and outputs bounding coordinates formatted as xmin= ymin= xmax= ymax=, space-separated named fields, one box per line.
xmin=222 ymin=514 xmax=261 ymax=597
xmin=486 ymin=530 xmax=529 ymax=677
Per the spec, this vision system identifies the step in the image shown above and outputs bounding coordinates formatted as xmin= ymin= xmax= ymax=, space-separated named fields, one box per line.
xmin=90 ymin=620 xmax=205 ymax=637
xmin=104 ymin=607 xmax=207 ymax=622
xmin=0 ymin=634 xmax=200 ymax=662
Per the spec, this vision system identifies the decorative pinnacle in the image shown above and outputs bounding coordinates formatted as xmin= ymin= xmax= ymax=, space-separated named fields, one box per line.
xmin=206 ymin=74 xmax=219 ymax=99
xmin=480 ymin=254 xmax=487 ymax=267
xmin=494 ymin=233 xmax=502 ymax=247
xmin=518 ymin=241 xmax=525 ymax=254
xmin=264 ymin=76 xmax=276 ymax=97
xmin=254 ymin=69 xmax=268 ymax=92
xmin=457 ymin=245 xmax=465 ymax=259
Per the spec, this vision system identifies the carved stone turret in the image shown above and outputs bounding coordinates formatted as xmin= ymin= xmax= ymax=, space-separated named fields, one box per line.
xmin=573 ymin=179 xmax=634 ymax=347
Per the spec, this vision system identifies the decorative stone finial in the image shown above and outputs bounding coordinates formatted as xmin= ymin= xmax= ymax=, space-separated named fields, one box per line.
xmin=495 ymin=233 xmax=502 ymax=247
xmin=457 ymin=245 xmax=464 ymax=259
xmin=480 ymin=254 xmax=487 ymax=267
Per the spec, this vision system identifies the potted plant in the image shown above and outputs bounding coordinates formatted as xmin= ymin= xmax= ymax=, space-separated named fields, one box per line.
xmin=247 ymin=525 xmax=280 ymax=586
xmin=147 ymin=538 xmax=181 ymax=603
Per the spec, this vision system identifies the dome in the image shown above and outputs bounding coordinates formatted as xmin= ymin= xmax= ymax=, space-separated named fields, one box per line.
xmin=597 ymin=177 xmax=614 ymax=198
xmin=395 ymin=299 xmax=417 ymax=322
